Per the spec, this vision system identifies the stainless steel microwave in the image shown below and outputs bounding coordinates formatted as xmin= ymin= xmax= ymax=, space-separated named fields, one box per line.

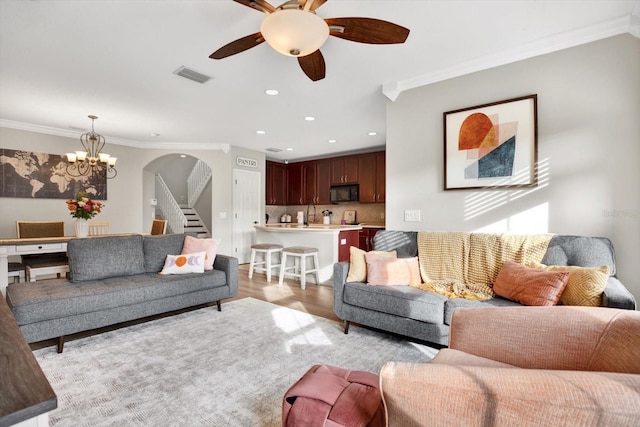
xmin=330 ymin=184 xmax=359 ymax=203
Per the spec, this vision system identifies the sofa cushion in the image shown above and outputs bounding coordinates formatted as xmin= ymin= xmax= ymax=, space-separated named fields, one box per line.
xmin=365 ymin=254 xmax=421 ymax=286
xmin=143 ymin=234 xmax=186 ymax=273
xmin=343 ymin=282 xmax=446 ymax=324
xmin=493 ymin=261 xmax=570 ymax=306
xmin=535 ymin=264 xmax=609 ymax=307
xmin=68 ymin=235 xmax=145 ymax=282
xmin=541 ymin=235 xmax=616 ymax=276
xmin=444 ymin=297 xmax=521 ymax=326
xmin=372 ymin=231 xmax=418 ymax=258
xmin=7 ymin=270 xmax=228 ymax=325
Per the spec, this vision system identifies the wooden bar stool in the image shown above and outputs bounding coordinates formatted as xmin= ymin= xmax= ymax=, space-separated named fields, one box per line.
xmin=278 ymin=246 xmax=320 ymax=290
xmin=248 ymin=243 xmax=283 ymax=283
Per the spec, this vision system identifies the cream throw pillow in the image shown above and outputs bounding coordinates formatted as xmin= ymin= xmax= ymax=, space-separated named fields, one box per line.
xmin=533 ymin=263 xmax=609 ymax=307
xmin=346 ymin=246 xmax=396 ymax=283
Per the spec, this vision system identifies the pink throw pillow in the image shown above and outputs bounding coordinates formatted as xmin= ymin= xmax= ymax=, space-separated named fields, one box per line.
xmin=493 ymin=260 xmax=570 ymax=306
xmin=181 ymin=235 xmax=220 ymax=271
xmin=365 ymin=253 xmax=422 ymax=286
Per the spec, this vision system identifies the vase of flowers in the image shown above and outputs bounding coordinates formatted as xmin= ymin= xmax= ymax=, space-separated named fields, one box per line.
xmin=66 ymin=191 xmax=104 ymax=237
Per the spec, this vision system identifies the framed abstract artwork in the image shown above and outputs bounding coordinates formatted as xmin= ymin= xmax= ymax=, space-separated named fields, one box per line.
xmin=443 ymin=94 xmax=538 ymax=191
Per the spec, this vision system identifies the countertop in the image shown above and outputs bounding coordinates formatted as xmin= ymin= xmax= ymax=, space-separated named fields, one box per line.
xmin=256 ymin=224 xmax=362 ymax=232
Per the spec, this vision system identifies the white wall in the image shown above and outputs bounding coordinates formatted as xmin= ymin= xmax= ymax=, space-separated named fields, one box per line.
xmin=386 ymin=34 xmax=640 ymax=304
xmin=0 ymin=127 xmax=266 ymax=257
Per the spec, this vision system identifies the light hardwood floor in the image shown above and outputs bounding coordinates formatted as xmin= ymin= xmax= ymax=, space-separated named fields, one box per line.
xmin=231 ymin=263 xmax=340 ymax=322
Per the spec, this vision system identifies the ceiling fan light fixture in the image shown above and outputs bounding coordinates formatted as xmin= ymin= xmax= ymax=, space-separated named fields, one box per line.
xmin=260 ymin=9 xmax=329 ymax=57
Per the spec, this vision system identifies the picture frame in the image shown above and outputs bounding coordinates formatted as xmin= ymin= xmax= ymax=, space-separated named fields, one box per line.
xmin=343 ymin=210 xmax=356 ymax=225
xmin=443 ymin=94 xmax=538 ymax=191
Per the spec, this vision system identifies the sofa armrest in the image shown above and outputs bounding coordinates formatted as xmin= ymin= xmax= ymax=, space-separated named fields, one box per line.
xmin=603 ymin=276 xmax=637 ymax=309
xmin=380 ymin=362 xmax=640 ymax=427
xmin=333 ymin=261 xmax=350 ymax=319
xmin=448 ymin=306 xmax=639 ymax=371
xmin=213 ymin=255 xmax=239 ymax=297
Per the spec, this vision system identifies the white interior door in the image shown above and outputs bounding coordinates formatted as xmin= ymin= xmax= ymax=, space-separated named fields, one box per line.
xmin=233 ymin=169 xmax=261 ymax=264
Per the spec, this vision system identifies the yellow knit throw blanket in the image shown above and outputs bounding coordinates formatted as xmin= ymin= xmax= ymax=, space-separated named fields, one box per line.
xmin=411 ymin=232 xmax=554 ymax=300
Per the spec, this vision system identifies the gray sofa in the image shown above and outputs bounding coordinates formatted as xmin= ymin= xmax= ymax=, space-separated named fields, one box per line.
xmin=333 ymin=230 xmax=636 ymax=346
xmin=6 ymin=233 xmax=238 ymax=352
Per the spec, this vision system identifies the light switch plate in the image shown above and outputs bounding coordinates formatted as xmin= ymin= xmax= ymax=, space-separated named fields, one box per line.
xmin=404 ymin=209 xmax=421 ymax=222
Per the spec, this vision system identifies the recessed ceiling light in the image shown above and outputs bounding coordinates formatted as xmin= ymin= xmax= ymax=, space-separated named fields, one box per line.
xmin=180 ymin=154 xmax=187 ymax=158
xmin=256 ymin=130 xmax=266 ymax=135
xmin=328 ymin=139 xmax=336 ymax=143
xmin=304 ymin=116 xmax=315 ymax=121
xmin=368 ymin=132 xmax=377 ymax=136
xmin=265 ymin=89 xmax=279 ymax=96
xmin=286 ymin=148 xmax=294 ymax=151
xmin=151 ymin=133 xmax=160 ymax=137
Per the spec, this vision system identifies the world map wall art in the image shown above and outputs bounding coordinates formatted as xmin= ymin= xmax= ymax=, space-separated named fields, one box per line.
xmin=443 ymin=94 xmax=538 ymax=191
xmin=0 ymin=148 xmax=107 ymax=199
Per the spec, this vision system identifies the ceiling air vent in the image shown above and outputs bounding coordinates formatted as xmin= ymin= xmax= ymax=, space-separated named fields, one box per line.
xmin=173 ymin=66 xmax=212 ymax=84
xmin=266 ymin=147 xmax=282 ymax=153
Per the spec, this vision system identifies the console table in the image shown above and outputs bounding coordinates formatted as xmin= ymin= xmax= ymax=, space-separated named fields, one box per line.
xmin=0 ymin=236 xmax=73 ymax=296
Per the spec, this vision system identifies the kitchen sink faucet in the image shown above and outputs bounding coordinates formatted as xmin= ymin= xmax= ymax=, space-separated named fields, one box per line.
xmin=305 ymin=202 xmax=316 ymax=226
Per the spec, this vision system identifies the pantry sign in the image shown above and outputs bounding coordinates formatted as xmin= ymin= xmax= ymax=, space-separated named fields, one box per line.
xmin=236 ymin=156 xmax=257 ymax=168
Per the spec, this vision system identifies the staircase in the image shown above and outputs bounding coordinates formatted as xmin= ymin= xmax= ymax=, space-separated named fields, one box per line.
xmin=181 ymin=207 xmax=209 ymax=238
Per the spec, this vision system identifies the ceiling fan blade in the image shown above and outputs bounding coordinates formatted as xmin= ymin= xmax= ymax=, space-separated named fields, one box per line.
xmin=298 ymin=50 xmax=326 ymax=81
xmin=209 ymin=32 xmax=265 ymax=59
xmin=233 ymin=0 xmax=276 ymax=13
xmin=296 ymin=0 xmax=327 ymax=11
xmin=325 ymin=17 xmax=409 ymax=44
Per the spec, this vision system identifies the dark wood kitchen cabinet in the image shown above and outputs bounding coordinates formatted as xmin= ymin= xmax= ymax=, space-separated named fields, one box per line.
xmin=287 ymin=163 xmax=303 ymax=205
xmin=266 ymin=161 xmax=287 ymax=205
xmin=358 ymin=152 xmax=385 ymax=203
xmin=359 ymin=227 xmax=383 ymax=251
xmin=302 ymin=160 xmax=331 ymax=205
xmin=339 ymin=230 xmax=360 ymax=262
xmin=330 ymin=156 xmax=359 ymax=185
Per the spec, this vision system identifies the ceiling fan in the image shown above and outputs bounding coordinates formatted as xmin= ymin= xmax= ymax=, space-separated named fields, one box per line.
xmin=209 ymin=0 xmax=410 ymax=81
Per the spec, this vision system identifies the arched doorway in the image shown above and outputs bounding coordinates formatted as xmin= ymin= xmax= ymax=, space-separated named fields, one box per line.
xmin=142 ymin=154 xmax=212 ymax=235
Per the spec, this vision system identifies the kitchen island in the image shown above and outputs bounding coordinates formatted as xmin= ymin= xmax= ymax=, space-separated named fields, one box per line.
xmin=254 ymin=224 xmax=362 ymax=284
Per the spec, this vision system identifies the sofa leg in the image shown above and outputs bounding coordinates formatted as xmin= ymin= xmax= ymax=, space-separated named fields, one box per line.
xmin=216 ymin=300 xmax=221 ymax=312
xmin=344 ymin=320 xmax=350 ymax=334
xmin=57 ymin=336 xmax=65 ymax=353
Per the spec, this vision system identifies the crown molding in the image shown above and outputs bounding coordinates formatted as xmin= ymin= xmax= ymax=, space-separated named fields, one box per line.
xmin=383 ymin=14 xmax=634 ymax=102
xmin=0 ymin=119 xmax=230 ymax=153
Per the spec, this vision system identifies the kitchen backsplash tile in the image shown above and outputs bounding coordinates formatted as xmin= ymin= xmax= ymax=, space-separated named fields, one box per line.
xmin=266 ymin=203 xmax=384 ymax=225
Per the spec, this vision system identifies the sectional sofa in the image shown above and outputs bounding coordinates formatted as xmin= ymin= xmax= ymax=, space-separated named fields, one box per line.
xmin=333 ymin=230 xmax=636 ymax=346
xmin=6 ymin=233 xmax=238 ymax=352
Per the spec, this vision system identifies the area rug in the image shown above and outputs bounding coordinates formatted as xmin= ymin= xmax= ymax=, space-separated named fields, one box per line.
xmin=34 ymin=297 xmax=437 ymax=426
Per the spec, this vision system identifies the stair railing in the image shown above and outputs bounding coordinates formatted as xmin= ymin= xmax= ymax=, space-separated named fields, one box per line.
xmin=187 ymin=159 xmax=212 ymax=208
xmin=155 ymin=174 xmax=187 ymax=234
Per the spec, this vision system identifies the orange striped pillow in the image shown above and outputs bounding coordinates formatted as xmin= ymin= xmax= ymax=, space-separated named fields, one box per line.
xmin=493 ymin=261 xmax=570 ymax=306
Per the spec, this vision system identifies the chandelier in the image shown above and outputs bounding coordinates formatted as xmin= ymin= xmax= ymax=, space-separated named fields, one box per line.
xmin=66 ymin=115 xmax=117 ymax=179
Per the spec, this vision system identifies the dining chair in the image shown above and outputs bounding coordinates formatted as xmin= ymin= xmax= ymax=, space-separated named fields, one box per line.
xmin=16 ymin=221 xmax=69 ymax=282
xmin=151 ymin=219 xmax=167 ymax=235
xmin=88 ymin=220 xmax=111 ymax=235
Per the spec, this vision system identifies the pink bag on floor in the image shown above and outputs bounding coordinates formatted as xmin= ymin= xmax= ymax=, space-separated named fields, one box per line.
xmin=282 ymin=364 xmax=385 ymax=427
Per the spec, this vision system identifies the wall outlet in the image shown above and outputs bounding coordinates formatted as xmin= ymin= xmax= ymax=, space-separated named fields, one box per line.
xmin=380 ymin=212 xmax=385 ymax=219
xmin=219 ymin=212 xmax=226 ymax=219
xmin=404 ymin=209 xmax=421 ymax=222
